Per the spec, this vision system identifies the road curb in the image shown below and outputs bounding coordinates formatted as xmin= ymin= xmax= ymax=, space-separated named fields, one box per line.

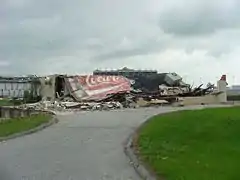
xmin=123 ymin=111 xmax=177 ymax=180
xmin=124 ymin=131 xmax=157 ymax=180
xmin=0 ymin=116 xmax=58 ymax=142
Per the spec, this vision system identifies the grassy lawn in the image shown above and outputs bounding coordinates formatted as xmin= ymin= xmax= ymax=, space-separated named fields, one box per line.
xmin=136 ymin=107 xmax=240 ymax=180
xmin=0 ymin=114 xmax=52 ymax=137
xmin=0 ymin=99 xmax=14 ymax=106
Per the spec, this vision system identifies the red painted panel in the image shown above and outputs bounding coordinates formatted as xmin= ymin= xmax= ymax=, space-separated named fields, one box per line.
xmin=66 ymin=75 xmax=131 ymax=101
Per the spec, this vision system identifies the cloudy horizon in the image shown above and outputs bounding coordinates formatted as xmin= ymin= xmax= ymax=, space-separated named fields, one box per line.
xmin=0 ymin=0 xmax=240 ymax=85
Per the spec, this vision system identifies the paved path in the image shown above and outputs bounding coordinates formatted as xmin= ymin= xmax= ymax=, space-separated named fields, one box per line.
xmin=0 ymin=105 xmax=227 ymax=180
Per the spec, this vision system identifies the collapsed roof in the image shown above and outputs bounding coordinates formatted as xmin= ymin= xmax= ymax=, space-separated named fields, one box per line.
xmin=130 ymin=73 xmax=189 ymax=92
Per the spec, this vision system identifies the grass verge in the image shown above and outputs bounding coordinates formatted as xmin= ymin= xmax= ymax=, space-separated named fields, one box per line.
xmin=0 ymin=99 xmax=14 ymax=106
xmin=0 ymin=114 xmax=52 ymax=137
xmin=136 ymin=107 xmax=240 ymax=180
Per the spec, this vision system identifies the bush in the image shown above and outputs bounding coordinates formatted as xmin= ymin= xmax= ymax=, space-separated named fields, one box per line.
xmin=23 ymin=90 xmax=41 ymax=103
xmin=10 ymin=98 xmax=23 ymax=105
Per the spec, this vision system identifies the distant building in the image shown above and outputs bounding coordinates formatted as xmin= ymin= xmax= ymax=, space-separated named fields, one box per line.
xmin=93 ymin=67 xmax=158 ymax=79
xmin=227 ymin=85 xmax=240 ymax=96
xmin=0 ymin=76 xmax=40 ymax=98
xmin=231 ymin=85 xmax=240 ymax=90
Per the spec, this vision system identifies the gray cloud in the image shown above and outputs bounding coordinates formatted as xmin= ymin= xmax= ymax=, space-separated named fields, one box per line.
xmin=95 ymin=48 xmax=148 ymax=61
xmin=93 ymin=36 xmax=170 ymax=61
xmin=158 ymin=0 xmax=240 ymax=36
xmin=0 ymin=0 xmax=240 ymax=84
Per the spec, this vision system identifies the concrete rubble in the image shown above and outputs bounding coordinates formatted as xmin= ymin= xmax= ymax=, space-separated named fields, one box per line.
xmin=20 ymin=100 xmax=124 ymax=112
xmin=20 ymin=84 xmax=213 ymax=112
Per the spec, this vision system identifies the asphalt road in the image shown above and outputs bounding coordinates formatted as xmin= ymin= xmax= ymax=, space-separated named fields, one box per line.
xmin=0 ymin=105 xmax=227 ymax=180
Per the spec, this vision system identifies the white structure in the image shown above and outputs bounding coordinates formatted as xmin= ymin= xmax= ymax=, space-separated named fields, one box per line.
xmin=217 ymin=79 xmax=227 ymax=103
xmin=175 ymin=74 xmax=228 ymax=106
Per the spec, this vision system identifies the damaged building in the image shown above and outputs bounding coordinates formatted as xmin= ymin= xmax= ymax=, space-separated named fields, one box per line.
xmin=93 ymin=67 xmax=189 ymax=92
xmin=34 ymin=70 xmax=227 ymax=111
xmin=39 ymin=74 xmax=132 ymax=102
xmin=39 ymin=68 xmax=189 ymax=103
xmin=1 ymin=70 xmax=228 ymax=112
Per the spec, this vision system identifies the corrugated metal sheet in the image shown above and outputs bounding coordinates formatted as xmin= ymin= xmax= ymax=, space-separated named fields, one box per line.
xmin=65 ymin=75 xmax=131 ymax=101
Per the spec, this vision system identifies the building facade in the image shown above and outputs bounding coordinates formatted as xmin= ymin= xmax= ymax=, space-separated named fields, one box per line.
xmin=93 ymin=67 xmax=158 ymax=79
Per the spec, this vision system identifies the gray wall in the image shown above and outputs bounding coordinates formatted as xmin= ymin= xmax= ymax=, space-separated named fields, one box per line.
xmin=0 ymin=107 xmax=54 ymax=122
xmin=0 ymin=82 xmax=31 ymax=98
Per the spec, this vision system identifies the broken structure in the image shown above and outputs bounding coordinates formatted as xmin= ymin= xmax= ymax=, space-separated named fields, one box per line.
xmin=28 ymin=71 xmax=228 ymax=111
xmin=93 ymin=67 xmax=189 ymax=92
xmin=39 ymin=74 xmax=131 ymax=102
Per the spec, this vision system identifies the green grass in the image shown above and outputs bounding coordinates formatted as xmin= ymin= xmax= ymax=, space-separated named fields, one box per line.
xmin=0 ymin=114 xmax=51 ymax=137
xmin=0 ymin=98 xmax=24 ymax=106
xmin=0 ymin=99 xmax=14 ymax=106
xmin=137 ymin=107 xmax=240 ymax=180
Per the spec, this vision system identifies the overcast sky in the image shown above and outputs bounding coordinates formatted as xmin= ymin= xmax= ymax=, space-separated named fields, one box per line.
xmin=0 ymin=0 xmax=240 ymax=85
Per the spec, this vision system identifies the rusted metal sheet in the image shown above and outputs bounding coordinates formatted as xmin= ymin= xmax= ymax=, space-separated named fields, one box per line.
xmin=65 ymin=75 xmax=131 ymax=101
